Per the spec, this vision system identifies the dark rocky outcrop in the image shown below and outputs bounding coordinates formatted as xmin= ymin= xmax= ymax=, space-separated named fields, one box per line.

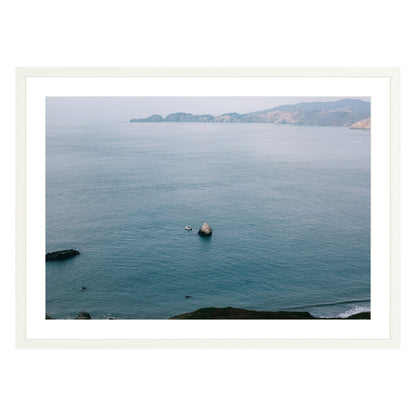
xmin=198 ymin=223 xmax=212 ymax=237
xmin=170 ymin=307 xmax=371 ymax=320
xmin=45 ymin=314 xmax=53 ymax=319
xmin=75 ymin=311 xmax=91 ymax=319
xmin=171 ymin=307 xmax=315 ymax=319
xmin=46 ymin=249 xmax=80 ymax=262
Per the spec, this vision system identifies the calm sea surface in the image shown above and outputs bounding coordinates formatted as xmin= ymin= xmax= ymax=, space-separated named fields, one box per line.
xmin=46 ymin=121 xmax=370 ymax=319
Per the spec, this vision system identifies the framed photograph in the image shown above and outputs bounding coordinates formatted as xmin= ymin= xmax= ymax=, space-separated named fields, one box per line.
xmin=16 ymin=67 xmax=400 ymax=348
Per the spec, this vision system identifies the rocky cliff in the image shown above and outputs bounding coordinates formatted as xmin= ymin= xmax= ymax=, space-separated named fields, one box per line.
xmin=350 ymin=117 xmax=371 ymax=130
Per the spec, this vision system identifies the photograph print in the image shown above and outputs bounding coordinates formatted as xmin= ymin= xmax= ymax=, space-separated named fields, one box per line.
xmin=45 ymin=96 xmax=371 ymax=321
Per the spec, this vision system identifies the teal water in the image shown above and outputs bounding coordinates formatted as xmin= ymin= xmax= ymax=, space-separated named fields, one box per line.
xmin=46 ymin=121 xmax=370 ymax=319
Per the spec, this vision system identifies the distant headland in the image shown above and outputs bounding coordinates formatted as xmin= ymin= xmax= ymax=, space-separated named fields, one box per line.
xmin=130 ymin=99 xmax=371 ymax=129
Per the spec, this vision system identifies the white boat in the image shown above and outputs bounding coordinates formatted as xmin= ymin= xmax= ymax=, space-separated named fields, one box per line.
xmin=185 ymin=226 xmax=192 ymax=231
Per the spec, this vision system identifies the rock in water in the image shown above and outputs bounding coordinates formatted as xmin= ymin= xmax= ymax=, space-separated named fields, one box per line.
xmin=198 ymin=222 xmax=212 ymax=237
xmin=46 ymin=249 xmax=80 ymax=261
xmin=75 ymin=311 xmax=91 ymax=319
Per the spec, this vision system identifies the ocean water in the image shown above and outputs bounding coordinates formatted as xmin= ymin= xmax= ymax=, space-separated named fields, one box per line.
xmin=46 ymin=121 xmax=370 ymax=319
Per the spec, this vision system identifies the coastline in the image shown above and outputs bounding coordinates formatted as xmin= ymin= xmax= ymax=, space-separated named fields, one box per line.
xmin=46 ymin=306 xmax=371 ymax=320
xmin=169 ymin=307 xmax=371 ymax=320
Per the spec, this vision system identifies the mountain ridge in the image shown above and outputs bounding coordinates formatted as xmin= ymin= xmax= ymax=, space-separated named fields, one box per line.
xmin=130 ymin=99 xmax=371 ymax=129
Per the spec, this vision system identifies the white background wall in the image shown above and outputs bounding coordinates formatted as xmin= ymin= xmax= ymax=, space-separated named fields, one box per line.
xmin=1 ymin=1 xmax=414 ymax=415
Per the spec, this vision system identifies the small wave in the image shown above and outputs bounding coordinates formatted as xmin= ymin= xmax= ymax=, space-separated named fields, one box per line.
xmin=337 ymin=305 xmax=371 ymax=318
xmin=287 ymin=298 xmax=370 ymax=311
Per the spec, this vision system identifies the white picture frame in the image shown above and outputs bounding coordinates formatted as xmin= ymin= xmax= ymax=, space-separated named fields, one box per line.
xmin=15 ymin=67 xmax=400 ymax=348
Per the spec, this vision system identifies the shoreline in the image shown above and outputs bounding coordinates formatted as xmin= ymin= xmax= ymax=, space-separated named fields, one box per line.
xmin=46 ymin=306 xmax=371 ymax=320
xmin=170 ymin=307 xmax=370 ymax=320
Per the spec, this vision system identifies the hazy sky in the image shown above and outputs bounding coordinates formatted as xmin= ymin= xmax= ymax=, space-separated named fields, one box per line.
xmin=46 ymin=96 xmax=371 ymax=122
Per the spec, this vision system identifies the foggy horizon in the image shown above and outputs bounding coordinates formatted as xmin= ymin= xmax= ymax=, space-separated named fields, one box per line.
xmin=46 ymin=96 xmax=371 ymax=122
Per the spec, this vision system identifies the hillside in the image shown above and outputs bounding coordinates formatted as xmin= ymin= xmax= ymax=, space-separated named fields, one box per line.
xmin=130 ymin=99 xmax=371 ymax=128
